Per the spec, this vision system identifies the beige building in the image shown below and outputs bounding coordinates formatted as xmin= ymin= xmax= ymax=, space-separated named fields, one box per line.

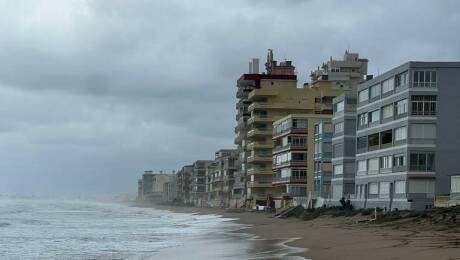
xmin=191 ymin=160 xmax=214 ymax=206
xmin=139 ymin=171 xmax=175 ymax=202
xmin=206 ymin=149 xmax=238 ymax=207
xmin=234 ymin=50 xmax=369 ymax=208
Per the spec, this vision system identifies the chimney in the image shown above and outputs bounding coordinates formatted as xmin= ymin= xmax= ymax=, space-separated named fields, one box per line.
xmin=252 ymin=58 xmax=259 ymax=74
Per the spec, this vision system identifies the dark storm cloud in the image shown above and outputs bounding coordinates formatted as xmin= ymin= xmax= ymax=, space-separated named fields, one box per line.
xmin=0 ymin=0 xmax=459 ymax=193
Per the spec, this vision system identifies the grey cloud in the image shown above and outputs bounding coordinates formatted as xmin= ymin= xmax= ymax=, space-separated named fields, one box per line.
xmin=0 ymin=0 xmax=459 ymax=194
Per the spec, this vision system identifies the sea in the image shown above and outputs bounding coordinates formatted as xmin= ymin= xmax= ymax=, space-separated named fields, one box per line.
xmin=0 ymin=195 xmax=306 ymax=260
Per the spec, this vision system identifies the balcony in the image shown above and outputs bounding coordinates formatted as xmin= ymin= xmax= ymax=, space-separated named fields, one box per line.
xmin=272 ymin=127 xmax=308 ymax=139
xmin=247 ymin=154 xmax=272 ymax=163
xmin=247 ymin=141 xmax=272 ymax=150
xmin=248 ymin=88 xmax=278 ymax=100
xmin=247 ymin=115 xmax=273 ymax=125
xmin=272 ymin=177 xmax=307 ymax=185
xmin=272 ymin=144 xmax=307 ymax=154
xmin=247 ymin=167 xmax=272 ymax=175
xmin=247 ymin=181 xmax=273 ymax=188
xmin=247 ymin=128 xmax=272 ymax=138
xmin=273 ymin=160 xmax=307 ymax=169
xmin=248 ymin=102 xmax=273 ymax=112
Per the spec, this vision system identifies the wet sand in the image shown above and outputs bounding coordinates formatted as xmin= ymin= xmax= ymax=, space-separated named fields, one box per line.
xmin=150 ymin=204 xmax=460 ymax=260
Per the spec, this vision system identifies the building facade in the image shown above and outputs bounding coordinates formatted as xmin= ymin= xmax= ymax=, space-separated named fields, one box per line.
xmin=330 ymin=94 xmax=358 ymax=204
xmin=313 ymin=120 xmax=333 ymax=200
xmin=191 ymin=160 xmax=213 ymax=206
xmin=176 ymin=165 xmax=193 ymax=204
xmin=353 ymin=62 xmax=460 ymax=211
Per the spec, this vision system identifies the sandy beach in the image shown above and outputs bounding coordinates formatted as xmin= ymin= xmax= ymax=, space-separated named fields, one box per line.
xmin=148 ymin=204 xmax=460 ymax=260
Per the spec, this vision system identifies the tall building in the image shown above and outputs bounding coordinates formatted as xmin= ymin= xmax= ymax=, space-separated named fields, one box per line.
xmin=272 ymin=114 xmax=328 ymax=208
xmin=353 ymin=61 xmax=460 ymax=211
xmin=140 ymin=171 xmax=175 ymax=202
xmin=206 ymin=149 xmax=238 ymax=207
xmin=176 ymin=165 xmax=193 ymax=204
xmin=191 ymin=160 xmax=213 ymax=206
xmin=234 ymin=50 xmax=369 ymax=208
xmin=313 ymin=120 xmax=333 ymax=200
xmin=330 ymin=93 xmax=358 ymax=204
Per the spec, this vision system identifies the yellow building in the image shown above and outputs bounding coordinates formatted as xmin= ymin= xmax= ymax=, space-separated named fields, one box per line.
xmin=234 ymin=50 xmax=369 ymax=208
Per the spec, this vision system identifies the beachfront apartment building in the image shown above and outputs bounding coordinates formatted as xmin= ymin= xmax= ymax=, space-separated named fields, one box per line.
xmin=176 ymin=165 xmax=193 ymax=204
xmin=191 ymin=160 xmax=214 ymax=206
xmin=206 ymin=149 xmax=238 ymax=207
xmin=138 ymin=171 xmax=175 ymax=202
xmin=233 ymin=50 xmax=369 ymax=208
xmin=330 ymin=94 xmax=358 ymax=204
xmin=353 ymin=61 xmax=460 ymax=211
xmin=272 ymin=114 xmax=331 ymax=208
xmin=313 ymin=120 xmax=333 ymax=200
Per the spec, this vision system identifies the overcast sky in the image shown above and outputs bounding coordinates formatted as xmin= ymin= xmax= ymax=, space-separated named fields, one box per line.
xmin=1 ymin=0 xmax=459 ymax=194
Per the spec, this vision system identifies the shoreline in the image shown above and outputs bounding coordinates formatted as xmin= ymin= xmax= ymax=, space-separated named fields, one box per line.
xmin=143 ymin=203 xmax=460 ymax=260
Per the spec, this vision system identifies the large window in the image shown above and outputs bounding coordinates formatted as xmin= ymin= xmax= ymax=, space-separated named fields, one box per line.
xmin=395 ymin=71 xmax=408 ymax=88
xmin=334 ymin=122 xmax=344 ymax=134
xmin=411 ymin=95 xmax=437 ymax=116
xmin=293 ymin=119 xmax=308 ymax=129
xmin=380 ymin=155 xmax=392 ymax=169
xmin=368 ymin=133 xmax=380 ymax=148
xmin=410 ymin=124 xmax=436 ymax=139
xmin=413 ymin=71 xmax=437 ymax=88
xmin=382 ymin=77 xmax=394 ymax=94
xmin=335 ymin=101 xmax=344 ymax=113
xmin=333 ymin=143 xmax=344 ymax=158
xmin=357 ymin=160 xmax=367 ymax=173
xmin=358 ymin=89 xmax=369 ymax=102
xmin=334 ymin=164 xmax=343 ymax=175
xmin=368 ymin=158 xmax=379 ymax=173
xmin=393 ymin=154 xmax=406 ymax=167
xmin=357 ymin=137 xmax=367 ymax=152
xmin=395 ymin=181 xmax=406 ymax=194
xmin=380 ymin=182 xmax=390 ymax=198
xmin=395 ymin=99 xmax=408 ymax=115
xmin=369 ymin=183 xmax=379 ymax=194
xmin=394 ymin=126 xmax=407 ymax=141
xmin=380 ymin=130 xmax=393 ymax=146
xmin=382 ymin=104 xmax=394 ymax=119
xmin=369 ymin=110 xmax=380 ymax=124
xmin=358 ymin=113 xmax=368 ymax=127
xmin=410 ymin=152 xmax=435 ymax=171
xmin=370 ymin=84 xmax=381 ymax=99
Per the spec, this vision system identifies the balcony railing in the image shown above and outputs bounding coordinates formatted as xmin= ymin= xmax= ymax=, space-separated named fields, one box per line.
xmin=272 ymin=144 xmax=307 ymax=154
xmin=247 ymin=128 xmax=272 ymax=138
xmin=273 ymin=160 xmax=307 ymax=168
xmin=272 ymin=177 xmax=307 ymax=185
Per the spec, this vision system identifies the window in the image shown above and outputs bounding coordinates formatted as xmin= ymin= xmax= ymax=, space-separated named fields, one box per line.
xmin=334 ymin=164 xmax=343 ymax=175
xmin=395 ymin=181 xmax=406 ymax=194
xmin=291 ymin=136 xmax=307 ymax=147
xmin=369 ymin=183 xmax=379 ymax=195
xmin=358 ymin=89 xmax=369 ymax=102
xmin=358 ymin=113 xmax=368 ymax=127
xmin=382 ymin=78 xmax=394 ymax=94
xmin=357 ymin=160 xmax=367 ymax=172
xmin=368 ymin=133 xmax=380 ymax=148
xmin=413 ymin=71 xmax=437 ymax=88
xmin=333 ymin=143 xmax=343 ymax=158
xmin=382 ymin=104 xmax=393 ymax=119
xmin=394 ymin=126 xmax=407 ymax=141
xmin=368 ymin=158 xmax=379 ymax=173
xmin=395 ymin=72 xmax=408 ymax=88
xmin=293 ymin=119 xmax=308 ymax=129
xmin=395 ymin=99 xmax=408 ymax=115
xmin=357 ymin=137 xmax=367 ymax=152
xmin=380 ymin=182 xmax=390 ymax=198
xmin=411 ymin=95 xmax=437 ymax=116
xmin=380 ymin=156 xmax=392 ymax=169
xmin=410 ymin=152 xmax=435 ymax=171
xmin=380 ymin=130 xmax=393 ymax=146
xmin=410 ymin=124 xmax=436 ymax=139
xmin=334 ymin=122 xmax=344 ymax=134
xmin=336 ymin=101 xmax=344 ymax=112
xmin=370 ymin=84 xmax=381 ymax=99
xmin=369 ymin=110 xmax=380 ymax=124
xmin=393 ymin=154 xmax=406 ymax=167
